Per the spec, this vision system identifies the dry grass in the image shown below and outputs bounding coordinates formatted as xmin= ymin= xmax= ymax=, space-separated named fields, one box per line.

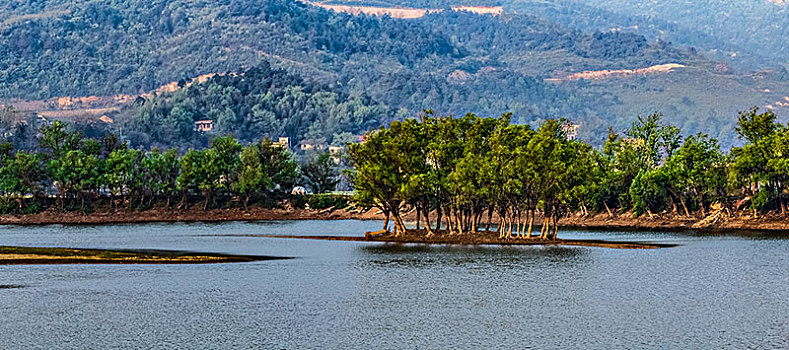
xmin=545 ymin=63 xmax=686 ymax=82
xmin=0 ymin=10 xmax=68 ymax=29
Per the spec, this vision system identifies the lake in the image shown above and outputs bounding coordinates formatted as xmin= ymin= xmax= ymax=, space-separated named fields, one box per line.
xmin=1 ymin=220 xmax=787 ymax=348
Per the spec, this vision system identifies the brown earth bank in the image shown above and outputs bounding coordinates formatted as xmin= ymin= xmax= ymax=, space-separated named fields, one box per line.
xmin=0 ymin=246 xmax=290 ymax=265
xmin=3 ymin=204 xmax=789 ymax=235
xmin=0 ymin=206 xmax=382 ymax=225
xmin=556 ymin=211 xmax=789 ymax=233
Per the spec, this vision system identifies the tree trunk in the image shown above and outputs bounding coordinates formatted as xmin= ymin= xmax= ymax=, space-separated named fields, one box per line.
xmin=498 ymin=212 xmax=505 ymax=238
xmin=382 ymin=209 xmax=390 ymax=231
xmin=470 ymin=209 xmax=477 ymax=234
xmin=445 ymin=208 xmax=452 ymax=235
xmin=504 ymin=215 xmax=515 ymax=239
xmin=391 ymin=208 xmax=407 ymax=236
xmin=603 ymin=201 xmax=613 ymax=218
xmin=415 ymin=205 xmax=421 ymax=230
xmin=527 ymin=211 xmax=534 ymax=239
xmin=392 ymin=214 xmax=402 ymax=236
xmin=457 ymin=209 xmax=463 ymax=234
xmin=485 ymin=206 xmax=494 ymax=232
xmin=435 ymin=205 xmax=442 ymax=232
xmin=680 ymin=196 xmax=690 ymax=217
xmin=423 ymin=207 xmax=434 ymax=236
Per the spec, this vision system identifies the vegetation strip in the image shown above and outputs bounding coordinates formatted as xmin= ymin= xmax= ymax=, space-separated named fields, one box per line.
xmin=244 ymin=234 xmax=674 ymax=249
xmin=0 ymin=246 xmax=290 ymax=265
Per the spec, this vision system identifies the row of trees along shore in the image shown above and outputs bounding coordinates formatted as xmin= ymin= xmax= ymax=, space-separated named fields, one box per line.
xmin=348 ymin=108 xmax=787 ymax=239
xmin=0 ymin=121 xmax=343 ymax=213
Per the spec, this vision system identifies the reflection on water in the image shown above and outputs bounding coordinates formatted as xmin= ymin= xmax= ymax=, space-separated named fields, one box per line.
xmin=690 ymin=229 xmax=789 ymax=240
xmin=0 ymin=220 xmax=787 ymax=349
xmin=359 ymin=244 xmax=590 ymax=269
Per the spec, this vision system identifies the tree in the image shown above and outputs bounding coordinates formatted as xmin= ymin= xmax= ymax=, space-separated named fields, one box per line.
xmin=257 ymin=139 xmax=299 ymax=192
xmin=39 ymin=121 xmax=82 ymax=158
xmin=0 ymin=150 xmax=45 ymax=211
xmin=301 ymin=152 xmax=340 ymax=194
xmin=348 ymin=126 xmax=410 ymax=235
xmin=663 ymin=133 xmax=726 ymax=216
xmin=47 ymin=150 xmax=101 ymax=211
xmin=235 ymin=145 xmax=272 ymax=209
xmin=177 ymin=149 xmax=205 ymax=208
xmin=104 ymin=148 xmax=138 ymax=210
xmin=730 ymin=108 xmax=784 ymax=215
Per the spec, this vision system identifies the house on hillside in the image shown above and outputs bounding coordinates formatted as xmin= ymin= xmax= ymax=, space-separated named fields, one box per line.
xmin=273 ymin=137 xmax=290 ymax=148
xmin=329 ymin=145 xmax=343 ymax=155
xmin=562 ymin=122 xmax=580 ymax=140
xmin=328 ymin=145 xmax=344 ymax=164
xmin=194 ymin=120 xmax=213 ymax=132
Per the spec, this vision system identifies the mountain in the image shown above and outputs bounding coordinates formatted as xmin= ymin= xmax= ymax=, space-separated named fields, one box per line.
xmin=1 ymin=0 xmax=787 ymax=148
xmin=507 ymin=0 xmax=789 ymax=70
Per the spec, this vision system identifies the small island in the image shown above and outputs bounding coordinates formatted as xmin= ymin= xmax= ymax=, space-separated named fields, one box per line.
xmin=252 ymin=230 xmax=673 ymax=249
xmin=0 ymin=246 xmax=287 ymax=265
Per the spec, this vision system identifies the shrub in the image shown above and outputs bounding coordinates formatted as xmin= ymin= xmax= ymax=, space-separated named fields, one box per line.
xmin=0 ymin=198 xmax=17 ymax=214
xmin=306 ymin=194 xmax=349 ymax=210
xmin=21 ymin=200 xmax=40 ymax=215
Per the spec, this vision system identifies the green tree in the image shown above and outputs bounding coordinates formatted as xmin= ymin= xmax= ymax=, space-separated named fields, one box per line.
xmin=301 ymin=152 xmax=340 ymax=194
xmin=177 ymin=149 xmax=205 ymax=208
xmin=234 ymin=145 xmax=272 ymax=209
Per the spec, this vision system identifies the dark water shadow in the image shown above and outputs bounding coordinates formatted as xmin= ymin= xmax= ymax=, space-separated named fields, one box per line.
xmin=357 ymin=243 xmax=590 ymax=269
xmin=569 ymin=226 xmax=789 ymax=240
xmin=0 ymin=285 xmax=26 ymax=289
xmin=689 ymin=229 xmax=789 ymax=240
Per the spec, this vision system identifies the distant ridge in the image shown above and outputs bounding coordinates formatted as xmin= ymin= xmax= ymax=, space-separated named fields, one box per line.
xmin=302 ymin=1 xmax=502 ymax=18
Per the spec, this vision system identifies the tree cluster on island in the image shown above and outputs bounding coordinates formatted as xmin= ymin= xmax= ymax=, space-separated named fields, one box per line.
xmin=348 ymin=108 xmax=788 ymax=239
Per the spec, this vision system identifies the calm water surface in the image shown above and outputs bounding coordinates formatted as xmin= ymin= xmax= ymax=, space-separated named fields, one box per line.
xmin=1 ymin=220 xmax=787 ymax=349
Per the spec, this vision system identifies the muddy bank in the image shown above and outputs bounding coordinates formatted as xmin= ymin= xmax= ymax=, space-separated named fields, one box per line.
xmin=4 ymin=205 xmax=789 ymax=235
xmin=243 ymin=231 xmax=674 ymax=249
xmin=0 ymin=246 xmax=290 ymax=265
xmin=0 ymin=206 xmax=381 ymax=225
xmin=556 ymin=212 xmax=789 ymax=233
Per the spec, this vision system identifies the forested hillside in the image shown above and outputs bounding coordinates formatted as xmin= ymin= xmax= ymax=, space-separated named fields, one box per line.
xmin=119 ymin=62 xmax=390 ymax=149
xmin=552 ymin=0 xmax=789 ymax=68
xmin=1 ymin=0 xmax=787 ymax=147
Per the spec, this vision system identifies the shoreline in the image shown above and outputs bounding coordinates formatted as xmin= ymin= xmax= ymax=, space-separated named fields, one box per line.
xmin=2 ymin=207 xmax=789 ymax=235
xmin=244 ymin=233 xmax=675 ymax=249
xmin=0 ymin=207 xmax=381 ymax=226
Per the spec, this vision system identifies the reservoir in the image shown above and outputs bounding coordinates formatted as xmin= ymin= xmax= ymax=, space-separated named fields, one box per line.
xmin=1 ymin=220 xmax=787 ymax=348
